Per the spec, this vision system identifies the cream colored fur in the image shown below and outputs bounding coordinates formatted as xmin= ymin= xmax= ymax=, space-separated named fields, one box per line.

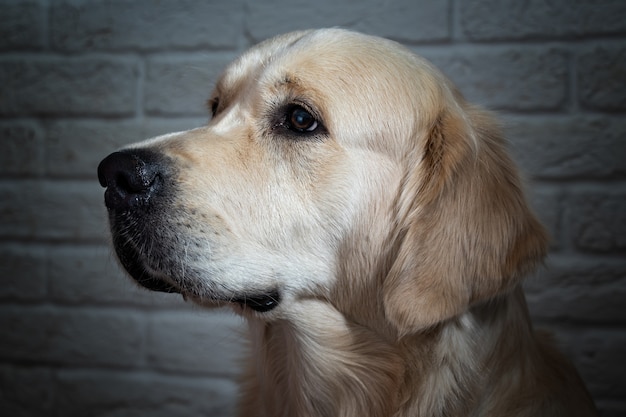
xmin=110 ymin=29 xmax=598 ymax=416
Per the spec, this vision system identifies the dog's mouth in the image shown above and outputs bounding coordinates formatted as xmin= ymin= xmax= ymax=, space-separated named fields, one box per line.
xmin=112 ymin=232 xmax=281 ymax=313
xmin=229 ymin=291 xmax=282 ymax=313
xmin=112 ymin=238 xmax=180 ymax=294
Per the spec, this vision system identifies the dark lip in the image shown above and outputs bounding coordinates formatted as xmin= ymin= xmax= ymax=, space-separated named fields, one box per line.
xmin=110 ymin=227 xmax=281 ymax=313
xmin=231 ymin=291 xmax=281 ymax=313
xmin=134 ymin=273 xmax=180 ymax=293
xmin=110 ymin=227 xmax=180 ymax=293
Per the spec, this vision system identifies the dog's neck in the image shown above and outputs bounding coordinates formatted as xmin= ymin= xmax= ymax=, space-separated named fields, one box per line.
xmin=239 ymin=299 xmax=405 ymax=417
xmin=236 ymin=288 xmax=539 ymax=417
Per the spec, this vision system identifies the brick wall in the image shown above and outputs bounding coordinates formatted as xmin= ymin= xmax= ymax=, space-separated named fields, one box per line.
xmin=1 ymin=1 xmax=624 ymax=416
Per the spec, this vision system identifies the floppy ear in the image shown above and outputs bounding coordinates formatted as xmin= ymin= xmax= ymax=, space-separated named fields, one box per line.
xmin=383 ymin=101 xmax=548 ymax=336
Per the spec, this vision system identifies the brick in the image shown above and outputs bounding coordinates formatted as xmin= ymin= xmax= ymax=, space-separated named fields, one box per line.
xmin=0 ymin=57 xmax=138 ymax=116
xmin=45 ymin=115 xmax=208 ymax=177
xmin=0 ymin=365 xmax=237 ymax=416
xmin=245 ymin=0 xmax=449 ymax=43
xmin=525 ymin=256 xmax=626 ymax=323
xmin=0 ymin=244 xmax=47 ymax=301
xmin=46 ymin=120 xmax=137 ymax=179
xmin=550 ymin=328 xmax=626 ymax=399
xmin=526 ymin=186 xmax=561 ymax=251
xmin=51 ymin=0 xmax=244 ymax=52
xmin=0 ymin=365 xmax=56 ymax=416
xmin=0 ymin=306 xmax=144 ymax=368
xmin=146 ymin=310 xmax=245 ymax=377
xmin=45 ymin=118 xmax=207 ymax=178
xmin=565 ymin=190 xmax=626 ymax=253
xmin=245 ymin=0 xmax=369 ymax=42
xmin=145 ymin=55 xmax=235 ymax=116
xmin=460 ymin=0 xmax=626 ymax=41
xmin=55 ymin=370 xmax=237 ymax=417
xmin=0 ymin=121 xmax=44 ymax=176
xmin=47 ymin=244 xmax=194 ymax=309
xmin=0 ymin=180 xmax=107 ymax=241
xmin=0 ymin=0 xmax=45 ymax=50
xmin=578 ymin=45 xmax=626 ymax=111
xmin=506 ymin=116 xmax=626 ymax=180
xmin=352 ymin=0 xmax=450 ymax=43
xmin=421 ymin=47 xmax=568 ymax=111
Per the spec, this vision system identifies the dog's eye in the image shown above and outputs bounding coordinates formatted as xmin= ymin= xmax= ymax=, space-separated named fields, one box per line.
xmin=286 ymin=105 xmax=319 ymax=133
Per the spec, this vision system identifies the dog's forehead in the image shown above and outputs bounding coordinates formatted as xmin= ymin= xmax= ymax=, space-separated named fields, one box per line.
xmin=215 ymin=30 xmax=314 ymax=97
xmin=219 ymin=29 xmax=416 ymax=97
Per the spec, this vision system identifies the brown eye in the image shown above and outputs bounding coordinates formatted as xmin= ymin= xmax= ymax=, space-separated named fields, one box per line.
xmin=287 ymin=106 xmax=318 ymax=133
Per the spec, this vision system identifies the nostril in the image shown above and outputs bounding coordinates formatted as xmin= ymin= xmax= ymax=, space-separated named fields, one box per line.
xmin=114 ymin=171 xmax=141 ymax=195
xmin=97 ymin=150 xmax=164 ymax=211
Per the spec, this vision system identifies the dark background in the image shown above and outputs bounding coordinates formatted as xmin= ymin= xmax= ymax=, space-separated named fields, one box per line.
xmin=1 ymin=1 xmax=625 ymax=415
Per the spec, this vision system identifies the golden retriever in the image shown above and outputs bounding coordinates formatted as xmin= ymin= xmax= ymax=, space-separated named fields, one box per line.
xmin=98 ymin=29 xmax=598 ymax=416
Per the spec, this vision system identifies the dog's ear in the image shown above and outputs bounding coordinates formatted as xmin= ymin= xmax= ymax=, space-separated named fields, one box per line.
xmin=383 ymin=101 xmax=548 ymax=336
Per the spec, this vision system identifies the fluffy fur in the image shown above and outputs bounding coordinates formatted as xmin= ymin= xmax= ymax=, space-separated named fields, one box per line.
xmin=99 ymin=29 xmax=597 ymax=416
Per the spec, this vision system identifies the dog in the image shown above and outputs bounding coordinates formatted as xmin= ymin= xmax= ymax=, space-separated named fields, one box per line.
xmin=98 ymin=29 xmax=598 ymax=417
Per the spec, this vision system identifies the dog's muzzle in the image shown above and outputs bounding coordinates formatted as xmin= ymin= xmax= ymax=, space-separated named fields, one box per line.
xmin=97 ymin=149 xmax=282 ymax=313
xmin=97 ymin=149 xmax=180 ymax=293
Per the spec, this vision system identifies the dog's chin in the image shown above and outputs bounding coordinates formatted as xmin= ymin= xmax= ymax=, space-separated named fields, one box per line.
xmin=112 ymin=240 xmax=282 ymax=314
xmin=110 ymin=247 xmax=177 ymax=294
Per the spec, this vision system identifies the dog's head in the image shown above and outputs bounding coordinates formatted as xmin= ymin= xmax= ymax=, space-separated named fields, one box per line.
xmin=98 ymin=29 xmax=547 ymax=334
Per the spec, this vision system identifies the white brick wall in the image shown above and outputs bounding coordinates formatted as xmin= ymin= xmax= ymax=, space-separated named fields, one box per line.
xmin=1 ymin=1 xmax=625 ymax=415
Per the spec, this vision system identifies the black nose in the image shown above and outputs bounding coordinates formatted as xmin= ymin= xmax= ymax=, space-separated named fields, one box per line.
xmin=97 ymin=150 xmax=164 ymax=211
